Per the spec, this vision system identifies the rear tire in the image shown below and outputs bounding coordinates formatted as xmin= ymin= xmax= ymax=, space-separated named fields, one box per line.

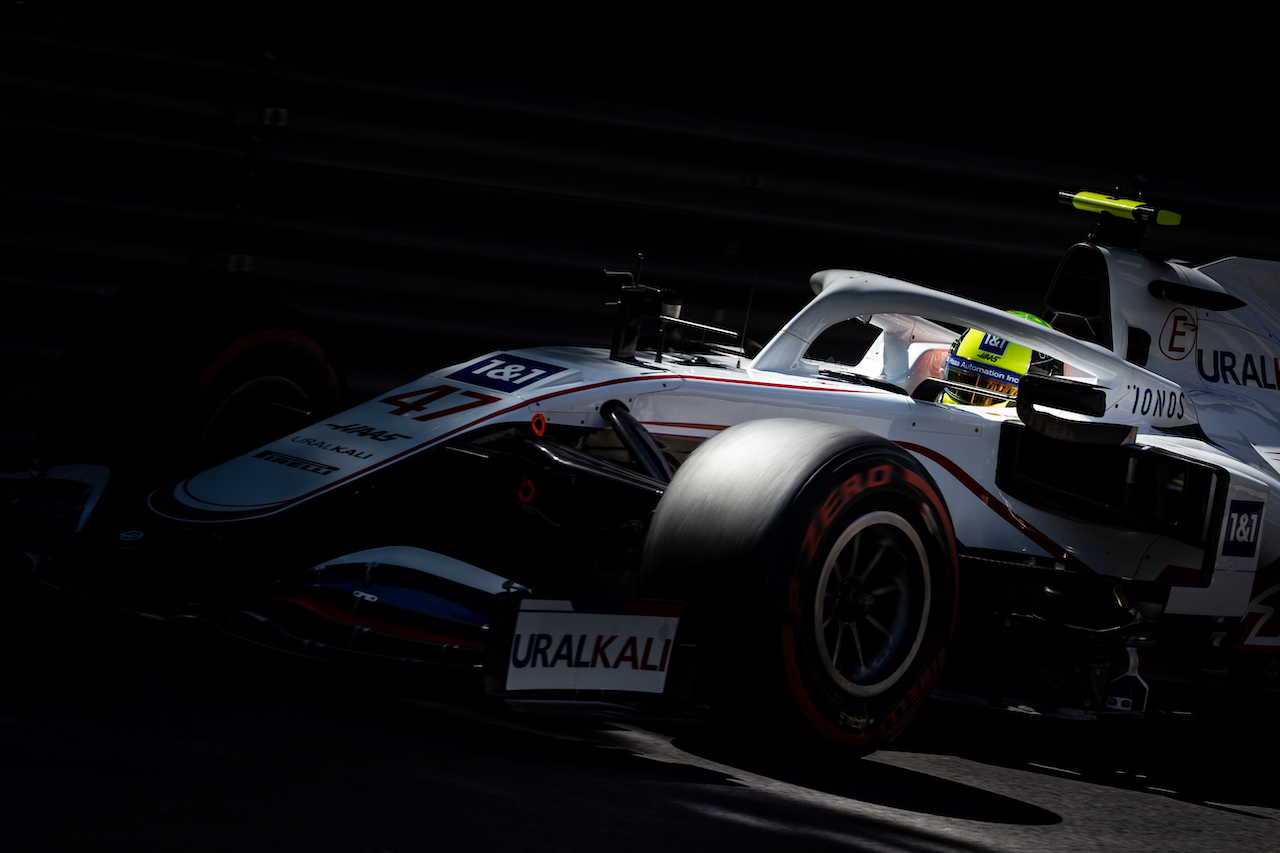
xmin=640 ymin=418 xmax=957 ymax=754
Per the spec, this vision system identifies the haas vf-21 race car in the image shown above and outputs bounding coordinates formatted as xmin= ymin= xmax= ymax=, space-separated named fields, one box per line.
xmin=5 ymin=190 xmax=1279 ymax=754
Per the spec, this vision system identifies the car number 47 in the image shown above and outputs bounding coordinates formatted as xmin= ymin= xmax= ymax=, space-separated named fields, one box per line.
xmin=379 ymin=385 xmax=500 ymax=421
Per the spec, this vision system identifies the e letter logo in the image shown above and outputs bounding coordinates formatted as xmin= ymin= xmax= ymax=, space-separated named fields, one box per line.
xmin=1159 ymin=308 xmax=1196 ymax=361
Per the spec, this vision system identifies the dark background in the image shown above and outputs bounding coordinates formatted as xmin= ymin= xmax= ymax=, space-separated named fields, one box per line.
xmin=3 ymin=8 xmax=1278 ymax=467
xmin=3 ymin=13 xmax=1279 ymax=850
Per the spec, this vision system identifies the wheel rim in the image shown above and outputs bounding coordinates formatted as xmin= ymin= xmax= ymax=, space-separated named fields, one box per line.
xmin=814 ymin=510 xmax=931 ymax=697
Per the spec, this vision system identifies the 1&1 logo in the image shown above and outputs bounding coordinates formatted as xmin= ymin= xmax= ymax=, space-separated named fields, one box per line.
xmin=447 ymin=353 xmax=569 ymax=393
xmin=977 ymin=333 xmax=1009 ymax=357
xmin=1223 ymin=500 xmax=1264 ymax=558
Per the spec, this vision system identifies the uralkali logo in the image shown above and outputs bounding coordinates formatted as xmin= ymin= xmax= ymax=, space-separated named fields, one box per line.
xmin=505 ymin=600 xmax=680 ymax=694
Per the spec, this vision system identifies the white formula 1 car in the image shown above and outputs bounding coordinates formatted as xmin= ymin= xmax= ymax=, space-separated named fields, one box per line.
xmin=5 ymin=191 xmax=1278 ymax=754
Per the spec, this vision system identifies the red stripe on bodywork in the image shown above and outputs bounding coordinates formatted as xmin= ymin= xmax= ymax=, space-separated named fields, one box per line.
xmin=152 ymin=373 xmax=670 ymax=521
xmin=898 ymin=441 xmax=1093 ymax=574
xmin=279 ymin=595 xmax=484 ymax=649
xmin=1237 ymin=555 xmax=1280 ymax=653
xmin=641 ymin=421 xmax=728 ymax=432
xmin=682 ymin=374 xmax=883 ymax=394
xmin=156 ymin=367 xmax=889 ymax=522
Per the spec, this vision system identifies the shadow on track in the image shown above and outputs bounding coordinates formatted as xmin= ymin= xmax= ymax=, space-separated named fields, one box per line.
xmin=886 ymin=696 xmax=1280 ymax=819
xmin=0 ymin=600 xmax=1046 ymax=852
xmin=3 ymin=593 xmax=1274 ymax=853
xmin=658 ymin=726 xmax=1061 ymax=826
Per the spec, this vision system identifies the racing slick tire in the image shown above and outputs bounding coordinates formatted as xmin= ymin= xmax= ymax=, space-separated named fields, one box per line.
xmin=38 ymin=279 xmax=346 ymax=488
xmin=639 ymin=418 xmax=957 ymax=755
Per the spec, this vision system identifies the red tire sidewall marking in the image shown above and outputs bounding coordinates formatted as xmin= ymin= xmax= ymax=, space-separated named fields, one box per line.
xmin=780 ymin=620 xmax=871 ymax=746
xmin=181 ymin=329 xmax=342 ymax=431
xmin=194 ymin=329 xmax=332 ymax=390
xmin=781 ymin=455 xmax=956 ymax=746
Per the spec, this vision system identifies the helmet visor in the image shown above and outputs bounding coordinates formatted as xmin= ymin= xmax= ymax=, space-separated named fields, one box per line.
xmin=944 ymin=354 xmax=1021 ymax=406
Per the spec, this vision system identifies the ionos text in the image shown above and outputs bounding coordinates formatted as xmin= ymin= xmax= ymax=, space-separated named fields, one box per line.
xmin=1130 ymin=386 xmax=1186 ymax=419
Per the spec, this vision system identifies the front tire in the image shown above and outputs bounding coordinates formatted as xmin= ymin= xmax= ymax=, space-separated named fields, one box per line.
xmin=39 ymin=280 xmax=346 ymax=488
xmin=640 ymin=418 xmax=957 ymax=754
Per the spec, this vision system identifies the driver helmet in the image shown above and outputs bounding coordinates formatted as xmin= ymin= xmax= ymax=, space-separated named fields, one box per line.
xmin=942 ymin=311 xmax=1052 ymax=406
